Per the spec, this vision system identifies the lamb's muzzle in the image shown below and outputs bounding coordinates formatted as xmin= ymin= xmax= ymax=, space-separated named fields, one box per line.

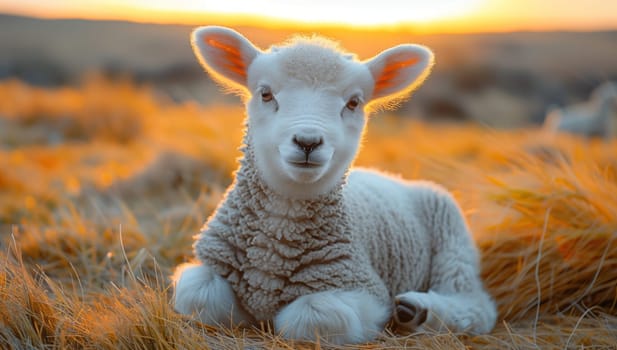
xmin=293 ymin=134 xmax=323 ymax=156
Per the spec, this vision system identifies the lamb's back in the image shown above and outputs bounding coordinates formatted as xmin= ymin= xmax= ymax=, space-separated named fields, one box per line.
xmin=344 ymin=168 xmax=446 ymax=296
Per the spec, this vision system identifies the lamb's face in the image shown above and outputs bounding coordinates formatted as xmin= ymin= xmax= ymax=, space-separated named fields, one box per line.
xmin=244 ymin=45 xmax=373 ymax=197
xmin=191 ymin=26 xmax=434 ymax=199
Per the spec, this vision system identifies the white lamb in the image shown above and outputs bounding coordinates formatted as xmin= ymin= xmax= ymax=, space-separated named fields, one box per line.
xmin=543 ymin=81 xmax=617 ymax=138
xmin=172 ymin=26 xmax=497 ymax=344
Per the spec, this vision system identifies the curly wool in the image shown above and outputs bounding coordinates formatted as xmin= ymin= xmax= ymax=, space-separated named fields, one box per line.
xmin=194 ymin=149 xmax=384 ymax=320
xmin=193 ymin=143 xmax=463 ymax=321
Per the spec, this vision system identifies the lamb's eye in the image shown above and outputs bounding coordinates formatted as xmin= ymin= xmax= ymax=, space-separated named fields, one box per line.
xmin=261 ymin=87 xmax=274 ymax=102
xmin=346 ymin=96 xmax=360 ymax=111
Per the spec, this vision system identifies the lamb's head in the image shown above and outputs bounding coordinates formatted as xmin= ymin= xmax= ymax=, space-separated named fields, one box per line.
xmin=192 ymin=26 xmax=433 ymax=199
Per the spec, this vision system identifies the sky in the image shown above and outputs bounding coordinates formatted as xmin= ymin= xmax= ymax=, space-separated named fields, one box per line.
xmin=1 ymin=0 xmax=616 ymax=33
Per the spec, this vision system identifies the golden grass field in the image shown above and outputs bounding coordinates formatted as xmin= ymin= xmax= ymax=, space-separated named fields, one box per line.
xmin=1 ymin=76 xmax=616 ymax=349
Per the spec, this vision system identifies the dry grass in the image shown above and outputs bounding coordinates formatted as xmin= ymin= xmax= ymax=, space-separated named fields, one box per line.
xmin=1 ymin=77 xmax=616 ymax=349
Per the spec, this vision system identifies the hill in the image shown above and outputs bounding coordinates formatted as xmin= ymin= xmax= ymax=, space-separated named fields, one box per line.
xmin=1 ymin=13 xmax=617 ymax=125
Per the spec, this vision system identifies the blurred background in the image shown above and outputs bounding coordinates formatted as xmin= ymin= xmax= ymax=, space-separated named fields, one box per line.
xmin=0 ymin=0 xmax=616 ymax=228
xmin=1 ymin=0 xmax=616 ymax=128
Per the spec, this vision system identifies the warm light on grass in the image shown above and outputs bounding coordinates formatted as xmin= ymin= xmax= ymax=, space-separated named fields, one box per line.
xmin=1 ymin=77 xmax=616 ymax=348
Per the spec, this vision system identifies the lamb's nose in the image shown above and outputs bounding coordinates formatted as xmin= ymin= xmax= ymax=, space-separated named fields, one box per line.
xmin=293 ymin=134 xmax=323 ymax=155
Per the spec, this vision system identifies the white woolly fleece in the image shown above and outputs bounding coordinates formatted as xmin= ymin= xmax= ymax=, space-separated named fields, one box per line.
xmin=193 ymin=143 xmax=492 ymax=325
xmin=194 ymin=146 xmax=389 ymax=321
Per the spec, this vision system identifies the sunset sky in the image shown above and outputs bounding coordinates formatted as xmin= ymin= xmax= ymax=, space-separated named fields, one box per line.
xmin=1 ymin=0 xmax=616 ymax=33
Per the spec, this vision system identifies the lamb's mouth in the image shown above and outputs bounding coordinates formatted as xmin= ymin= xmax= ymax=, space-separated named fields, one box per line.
xmin=287 ymin=160 xmax=323 ymax=169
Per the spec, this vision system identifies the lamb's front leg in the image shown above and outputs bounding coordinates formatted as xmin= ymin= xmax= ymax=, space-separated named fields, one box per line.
xmin=394 ymin=289 xmax=496 ymax=333
xmin=172 ymin=263 xmax=254 ymax=326
xmin=274 ymin=290 xmax=390 ymax=345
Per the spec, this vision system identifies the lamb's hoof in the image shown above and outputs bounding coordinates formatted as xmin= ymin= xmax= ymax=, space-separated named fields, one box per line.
xmin=394 ymin=299 xmax=428 ymax=331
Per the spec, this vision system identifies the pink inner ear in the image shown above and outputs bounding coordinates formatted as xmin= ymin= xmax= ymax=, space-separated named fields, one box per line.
xmin=205 ymin=37 xmax=247 ymax=80
xmin=374 ymin=57 xmax=419 ymax=95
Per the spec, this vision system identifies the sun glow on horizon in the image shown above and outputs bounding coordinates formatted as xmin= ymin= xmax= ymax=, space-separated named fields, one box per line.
xmin=1 ymin=0 xmax=617 ymax=33
xmin=0 ymin=0 xmax=485 ymax=28
xmin=144 ymin=0 xmax=485 ymax=27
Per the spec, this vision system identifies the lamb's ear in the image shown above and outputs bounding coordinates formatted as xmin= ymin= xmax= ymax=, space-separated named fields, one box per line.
xmin=191 ymin=26 xmax=260 ymax=90
xmin=365 ymin=44 xmax=434 ymax=102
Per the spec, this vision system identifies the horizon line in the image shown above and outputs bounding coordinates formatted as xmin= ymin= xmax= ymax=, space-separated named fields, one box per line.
xmin=2 ymin=10 xmax=617 ymax=36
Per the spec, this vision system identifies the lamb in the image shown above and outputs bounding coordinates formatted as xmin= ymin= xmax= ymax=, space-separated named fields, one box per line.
xmin=543 ymin=81 xmax=617 ymax=138
xmin=172 ymin=26 xmax=497 ymax=344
